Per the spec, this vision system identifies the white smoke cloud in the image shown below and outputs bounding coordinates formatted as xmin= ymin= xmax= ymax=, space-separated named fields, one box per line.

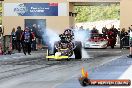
xmin=43 ymin=29 xmax=60 ymax=47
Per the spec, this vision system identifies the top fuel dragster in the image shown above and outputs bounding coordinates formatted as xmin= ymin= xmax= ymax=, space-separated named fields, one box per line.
xmin=46 ymin=29 xmax=82 ymax=61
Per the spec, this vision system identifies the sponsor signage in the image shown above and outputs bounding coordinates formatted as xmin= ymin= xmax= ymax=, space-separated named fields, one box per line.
xmin=4 ymin=3 xmax=58 ymax=16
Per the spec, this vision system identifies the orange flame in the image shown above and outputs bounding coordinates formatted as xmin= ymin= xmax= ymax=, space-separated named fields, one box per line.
xmin=81 ymin=67 xmax=88 ymax=78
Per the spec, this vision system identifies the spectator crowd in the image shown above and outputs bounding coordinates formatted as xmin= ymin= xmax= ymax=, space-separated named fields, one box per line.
xmin=11 ymin=24 xmax=44 ymax=55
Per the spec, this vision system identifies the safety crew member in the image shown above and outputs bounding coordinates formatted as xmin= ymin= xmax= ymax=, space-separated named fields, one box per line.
xmin=107 ymin=26 xmax=118 ymax=48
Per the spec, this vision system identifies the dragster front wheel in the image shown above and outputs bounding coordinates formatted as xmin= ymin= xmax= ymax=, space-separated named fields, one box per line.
xmin=67 ymin=58 xmax=70 ymax=61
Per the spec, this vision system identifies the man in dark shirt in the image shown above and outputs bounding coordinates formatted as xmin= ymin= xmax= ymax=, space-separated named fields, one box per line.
xmin=91 ymin=27 xmax=99 ymax=34
xmin=120 ymin=28 xmax=128 ymax=49
xmin=16 ymin=26 xmax=23 ymax=53
xmin=102 ymin=26 xmax=108 ymax=38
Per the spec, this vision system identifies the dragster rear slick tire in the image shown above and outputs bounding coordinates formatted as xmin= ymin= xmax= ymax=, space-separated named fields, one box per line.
xmin=74 ymin=41 xmax=82 ymax=59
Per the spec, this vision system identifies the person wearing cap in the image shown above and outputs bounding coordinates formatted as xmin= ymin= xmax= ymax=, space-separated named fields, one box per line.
xmin=21 ymin=27 xmax=34 ymax=55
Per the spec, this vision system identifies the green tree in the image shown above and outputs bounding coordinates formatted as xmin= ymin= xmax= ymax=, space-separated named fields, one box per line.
xmin=75 ymin=4 xmax=120 ymax=23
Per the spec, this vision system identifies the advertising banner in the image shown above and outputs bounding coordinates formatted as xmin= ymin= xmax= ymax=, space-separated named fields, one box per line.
xmin=4 ymin=3 xmax=58 ymax=16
